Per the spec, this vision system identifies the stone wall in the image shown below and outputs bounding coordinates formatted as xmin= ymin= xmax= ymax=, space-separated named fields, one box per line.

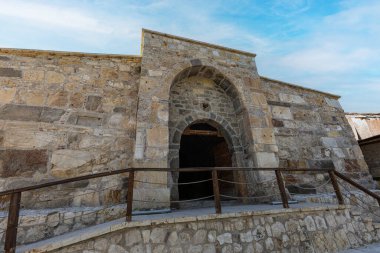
xmin=42 ymin=206 xmax=379 ymax=253
xmin=359 ymin=139 xmax=380 ymax=180
xmin=0 ymin=204 xmax=127 ymax=246
xmin=260 ymin=77 xmax=373 ymax=188
xmin=0 ymin=49 xmax=141 ymax=208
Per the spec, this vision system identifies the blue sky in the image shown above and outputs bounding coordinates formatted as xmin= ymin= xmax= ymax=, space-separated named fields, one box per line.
xmin=0 ymin=0 xmax=379 ymax=112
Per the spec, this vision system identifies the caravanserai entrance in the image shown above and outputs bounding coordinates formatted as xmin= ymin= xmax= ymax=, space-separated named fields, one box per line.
xmin=178 ymin=122 xmax=235 ymax=201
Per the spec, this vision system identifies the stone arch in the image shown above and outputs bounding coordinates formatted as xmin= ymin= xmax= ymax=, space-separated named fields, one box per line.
xmin=162 ymin=59 xmax=248 ymax=110
xmin=170 ymin=116 xmax=243 ymax=157
xmin=169 ymin=118 xmax=248 ymax=203
xmin=168 ymin=60 xmax=254 ymax=170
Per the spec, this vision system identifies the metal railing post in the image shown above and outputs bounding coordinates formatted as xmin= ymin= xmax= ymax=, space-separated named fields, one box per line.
xmin=212 ymin=169 xmax=222 ymax=214
xmin=4 ymin=192 xmax=21 ymax=253
xmin=126 ymin=169 xmax=135 ymax=222
xmin=328 ymin=170 xmax=344 ymax=205
xmin=275 ymin=170 xmax=289 ymax=208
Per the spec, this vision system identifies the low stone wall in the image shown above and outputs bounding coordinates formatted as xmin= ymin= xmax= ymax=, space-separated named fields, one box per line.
xmin=25 ymin=205 xmax=380 ymax=253
xmin=0 ymin=205 xmax=126 ymax=246
xmin=2 ymin=190 xmax=377 ymax=248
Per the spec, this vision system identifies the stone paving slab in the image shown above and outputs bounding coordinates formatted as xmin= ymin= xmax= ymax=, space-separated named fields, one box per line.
xmin=340 ymin=243 xmax=380 ymax=252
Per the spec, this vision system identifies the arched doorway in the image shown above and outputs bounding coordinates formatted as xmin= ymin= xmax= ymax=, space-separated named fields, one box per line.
xmin=178 ymin=122 xmax=236 ymax=201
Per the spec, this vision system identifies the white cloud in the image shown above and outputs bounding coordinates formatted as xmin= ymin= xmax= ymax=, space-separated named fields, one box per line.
xmin=279 ymin=47 xmax=373 ymax=73
xmin=0 ymin=1 xmax=111 ymax=33
xmin=271 ymin=0 xmax=312 ymax=17
xmin=280 ymin=2 xmax=379 ymax=71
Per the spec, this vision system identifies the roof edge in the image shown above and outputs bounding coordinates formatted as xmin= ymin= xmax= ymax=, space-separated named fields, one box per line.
xmin=358 ymin=134 xmax=380 ymax=146
xmin=142 ymin=28 xmax=256 ymax=58
xmin=0 ymin=48 xmax=141 ymax=59
xmin=260 ymin=76 xmax=341 ymax=99
xmin=346 ymin=113 xmax=380 ymax=116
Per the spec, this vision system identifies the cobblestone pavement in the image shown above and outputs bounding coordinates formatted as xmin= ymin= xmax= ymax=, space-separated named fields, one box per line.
xmin=340 ymin=243 xmax=380 ymax=252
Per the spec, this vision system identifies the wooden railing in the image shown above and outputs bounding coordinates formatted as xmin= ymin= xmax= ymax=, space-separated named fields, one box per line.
xmin=1 ymin=167 xmax=379 ymax=253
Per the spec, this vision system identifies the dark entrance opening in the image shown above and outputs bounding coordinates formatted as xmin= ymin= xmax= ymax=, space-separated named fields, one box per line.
xmin=178 ymin=123 xmax=235 ymax=200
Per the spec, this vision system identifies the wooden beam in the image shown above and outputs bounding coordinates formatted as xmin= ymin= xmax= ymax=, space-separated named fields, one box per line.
xmin=182 ymin=129 xmax=220 ymax=136
xmin=4 ymin=192 xmax=21 ymax=253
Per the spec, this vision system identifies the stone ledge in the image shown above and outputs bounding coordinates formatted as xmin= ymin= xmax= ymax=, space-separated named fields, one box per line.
xmin=0 ymin=48 xmax=142 ymax=61
xmin=18 ymin=205 xmax=349 ymax=253
xmin=260 ymin=76 xmax=340 ymax=99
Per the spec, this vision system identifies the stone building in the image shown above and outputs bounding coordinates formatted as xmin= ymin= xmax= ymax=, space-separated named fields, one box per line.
xmin=346 ymin=113 xmax=380 ymax=140
xmin=0 ymin=29 xmax=373 ymax=210
xmin=346 ymin=113 xmax=380 ymax=182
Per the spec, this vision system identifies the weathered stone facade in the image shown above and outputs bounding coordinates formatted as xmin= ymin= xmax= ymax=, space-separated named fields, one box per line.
xmin=0 ymin=50 xmax=141 ymax=208
xmin=0 ymin=29 xmax=372 ymax=210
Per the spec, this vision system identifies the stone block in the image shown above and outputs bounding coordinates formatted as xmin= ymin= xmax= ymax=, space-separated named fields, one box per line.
xmin=279 ymin=93 xmax=306 ymax=104
xmin=0 ymin=104 xmax=64 ymax=122
xmin=150 ymin=228 xmax=167 ymax=243
xmin=0 ymin=104 xmax=41 ymax=121
xmin=252 ymin=128 xmax=276 ymax=145
xmin=271 ymin=106 xmax=293 ymax=120
xmin=255 ymin=152 xmax=278 ymax=167
xmin=147 ymin=126 xmax=168 ymax=147
xmin=46 ymin=71 xmax=65 ymax=84
xmin=108 ymin=113 xmax=127 ymax=129
xmin=51 ymin=149 xmax=94 ymax=178
xmin=85 ymin=95 xmax=102 ymax=111
xmin=0 ymin=149 xmax=48 ymax=177
xmin=0 ymin=88 xmax=16 ymax=103
xmin=48 ymin=91 xmax=69 ymax=107
xmin=325 ymin=98 xmax=342 ymax=109
xmin=307 ymin=159 xmax=335 ymax=169
xmin=190 ymin=59 xmax=202 ymax=66
xmin=0 ymin=67 xmax=22 ymax=77
xmin=0 ymin=56 xmax=10 ymax=61
xmin=125 ymin=230 xmax=142 ymax=247
xmin=23 ymin=70 xmax=44 ymax=82
xmin=40 ymin=107 xmax=65 ymax=123
xmin=293 ymin=109 xmax=320 ymax=123
xmin=133 ymin=187 xmax=170 ymax=209
xmin=20 ymin=90 xmax=46 ymax=106
xmin=76 ymin=115 xmax=103 ymax=128
xmin=70 ymin=93 xmax=85 ymax=108
xmin=251 ymin=92 xmax=268 ymax=108
xmin=321 ymin=137 xmax=338 ymax=148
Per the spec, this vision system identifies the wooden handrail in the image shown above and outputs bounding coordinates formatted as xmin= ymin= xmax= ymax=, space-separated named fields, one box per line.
xmin=275 ymin=170 xmax=289 ymax=208
xmin=1 ymin=166 xmax=336 ymax=253
xmin=334 ymin=171 xmax=380 ymax=205
xmin=0 ymin=167 xmax=333 ymax=197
